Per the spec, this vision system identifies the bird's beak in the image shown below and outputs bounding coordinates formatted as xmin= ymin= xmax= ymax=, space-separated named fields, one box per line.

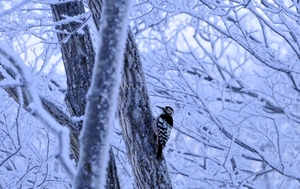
xmin=156 ymin=105 xmax=164 ymax=110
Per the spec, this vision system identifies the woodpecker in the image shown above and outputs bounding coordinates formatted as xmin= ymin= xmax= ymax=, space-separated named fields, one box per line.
xmin=152 ymin=105 xmax=174 ymax=159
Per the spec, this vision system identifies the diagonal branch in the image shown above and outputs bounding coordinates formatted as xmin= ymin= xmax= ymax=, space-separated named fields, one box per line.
xmin=0 ymin=43 xmax=75 ymax=179
xmin=0 ymin=63 xmax=81 ymax=163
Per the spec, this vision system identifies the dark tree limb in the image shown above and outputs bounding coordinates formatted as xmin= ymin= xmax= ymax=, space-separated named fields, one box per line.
xmin=51 ymin=2 xmax=94 ymax=118
xmin=50 ymin=0 xmax=94 ymax=165
xmin=51 ymin=1 xmax=121 ymax=188
xmin=87 ymin=0 xmax=103 ymax=31
xmin=118 ymin=30 xmax=173 ymax=189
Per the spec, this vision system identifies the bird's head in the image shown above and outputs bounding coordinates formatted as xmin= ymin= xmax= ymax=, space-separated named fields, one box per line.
xmin=156 ymin=105 xmax=174 ymax=116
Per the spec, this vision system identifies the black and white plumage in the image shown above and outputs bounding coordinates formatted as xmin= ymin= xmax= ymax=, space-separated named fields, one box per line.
xmin=152 ymin=105 xmax=174 ymax=159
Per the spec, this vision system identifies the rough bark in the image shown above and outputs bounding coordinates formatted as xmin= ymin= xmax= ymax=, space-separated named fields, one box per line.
xmin=118 ymin=31 xmax=173 ymax=189
xmin=87 ymin=0 xmax=103 ymax=31
xmin=50 ymin=0 xmax=92 ymax=165
xmin=51 ymin=2 xmax=94 ymax=118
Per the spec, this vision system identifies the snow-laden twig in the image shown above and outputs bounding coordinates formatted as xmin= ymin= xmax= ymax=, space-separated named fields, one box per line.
xmin=0 ymin=0 xmax=31 ymax=18
xmin=0 ymin=42 xmax=75 ymax=180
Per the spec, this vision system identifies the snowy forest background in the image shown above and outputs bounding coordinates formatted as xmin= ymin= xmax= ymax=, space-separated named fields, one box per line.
xmin=0 ymin=0 xmax=300 ymax=188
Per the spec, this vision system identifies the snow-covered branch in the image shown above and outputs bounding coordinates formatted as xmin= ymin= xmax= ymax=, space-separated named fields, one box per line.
xmin=0 ymin=43 xmax=75 ymax=180
xmin=73 ymin=0 xmax=133 ymax=188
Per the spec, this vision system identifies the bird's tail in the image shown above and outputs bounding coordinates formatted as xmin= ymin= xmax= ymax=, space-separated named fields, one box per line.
xmin=157 ymin=144 xmax=163 ymax=159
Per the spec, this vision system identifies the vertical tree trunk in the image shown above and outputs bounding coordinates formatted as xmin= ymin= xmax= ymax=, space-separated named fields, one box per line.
xmin=73 ymin=0 xmax=132 ymax=188
xmin=51 ymin=2 xmax=94 ymax=118
xmin=118 ymin=31 xmax=173 ymax=189
xmin=51 ymin=1 xmax=93 ymax=164
xmin=51 ymin=1 xmax=120 ymax=188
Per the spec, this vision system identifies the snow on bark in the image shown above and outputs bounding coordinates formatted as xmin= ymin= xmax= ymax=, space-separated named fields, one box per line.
xmin=73 ymin=0 xmax=133 ymax=188
xmin=51 ymin=2 xmax=95 ymax=118
xmin=51 ymin=0 xmax=95 ymax=165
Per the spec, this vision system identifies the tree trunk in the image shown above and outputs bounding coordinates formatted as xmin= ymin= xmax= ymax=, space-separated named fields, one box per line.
xmin=51 ymin=2 xmax=94 ymax=118
xmin=51 ymin=1 xmax=121 ymax=188
xmin=118 ymin=31 xmax=173 ymax=189
xmin=73 ymin=0 xmax=132 ymax=188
